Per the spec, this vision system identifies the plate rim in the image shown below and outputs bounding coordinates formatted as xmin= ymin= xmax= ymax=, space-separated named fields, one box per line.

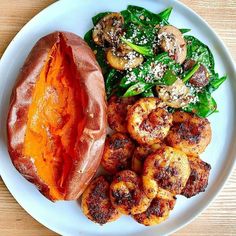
xmin=0 ymin=0 xmax=236 ymax=235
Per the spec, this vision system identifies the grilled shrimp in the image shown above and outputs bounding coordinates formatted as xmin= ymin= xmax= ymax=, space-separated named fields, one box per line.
xmin=131 ymin=143 xmax=163 ymax=174
xmin=81 ymin=176 xmax=121 ymax=225
xmin=133 ymin=196 xmax=176 ymax=226
xmin=166 ymin=111 xmax=212 ymax=156
xmin=127 ymin=98 xmax=173 ymax=145
xmin=181 ymin=155 xmax=211 ymax=198
xmin=110 ymin=170 xmax=151 ymax=215
xmin=143 ymin=146 xmax=190 ymax=199
xmin=156 ymin=187 xmax=177 ymax=200
xmin=108 ymin=95 xmax=137 ymax=133
xmin=101 ymin=133 xmax=135 ymax=174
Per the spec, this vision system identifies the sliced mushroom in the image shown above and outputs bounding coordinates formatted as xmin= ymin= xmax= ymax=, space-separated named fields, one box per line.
xmin=93 ymin=13 xmax=124 ymax=47
xmin=189 ymin=64 xmax=210 ymax=87
xmin=183 ymin=60 xmax=210 ymax=88
xmin=183 ymin=59 xmax=196 ymax=71
xmin=158 ymin=25 xmax=187 ymax=64
xmin=156 ymin=78 xmax=191 ymax=108
xmin=106 ymin=44 xmax=143 ymax=70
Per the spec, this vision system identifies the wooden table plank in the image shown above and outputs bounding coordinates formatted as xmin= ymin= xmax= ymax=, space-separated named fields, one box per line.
xmin=0 ymin=1 xmax=235 ymax=235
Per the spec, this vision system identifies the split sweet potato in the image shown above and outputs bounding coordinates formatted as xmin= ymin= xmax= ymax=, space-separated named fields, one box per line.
xmin=7 ymin=31 xmax=107 ymax=201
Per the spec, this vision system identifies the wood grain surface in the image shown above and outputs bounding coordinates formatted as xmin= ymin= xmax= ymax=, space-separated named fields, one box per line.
xmin=0 ymin=0 xmax=235 ymax=235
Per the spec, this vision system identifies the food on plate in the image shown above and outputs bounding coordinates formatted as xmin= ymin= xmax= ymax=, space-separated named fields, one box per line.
xmin=81 ymin=4 xmax=226 ymax=225
xmin=85 ymin=5 xmax=227 ymax=117
xmin=127 ymin=98 xmax=173 ymax=145
xmin=81 ymin=176 xmax=121 ymax=224
xmin=7 ymin=31 xmax=107 ymax=201
xmin=106 ymin=44 xmax=144 ymax=70
xmin=183 ymin=60 xmax=210 ymax=87
xmin=181 ymin=155 xmax=211 ymax=198
xmin=189 ymin=64 xmax=209 ymax=87
xmin=157 ymin=25 xmax=187 ymax=64
xmin=166 ymin=111 xmax=212 ymax=156
xmin=7 ymin=3 xmax=224 ymax=227
xmin=143 ymin=146 xmax=191 ymax=199
xmin=93 ymin=12 xmax=124 ymax=47
xmin=110 ymin=170 xmax=151 ymax=215
xmin=131 ymin=143 xmax=163 ymax=174
xmin=101 ymin=133 xmax=135 ymax=173
xmin=156 ymin=187 xmax=177 ymax=200
xmin=133 ymin=196 xmax=176 ymax=226
xmin=156 ymin=78 xmax=192 ymax=108
xmin=108 ymin=95 xmax=137 ymax=133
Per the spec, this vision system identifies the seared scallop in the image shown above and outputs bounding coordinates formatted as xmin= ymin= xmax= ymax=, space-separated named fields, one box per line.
xmin=166 ymin=111 xmax=212 ymax=156
xmin=133 ymin=196 xmax=176 ymax=226
xmin=108 ymin=95 xmax=137 ymax=133
xmin=110 ymin=170 xmax=151 ymax=215
xmin=143 ymin=146 xmax=191 ymax=199
xmin=81 ymin=176 xmax=121 ymax=224
xmin=101 ymin=133 xmax=135 ymax=174
xmin=181 ymin=155 xmax=211 ymax=198
xmin=127 ymin=98 xmax=173 ymax=145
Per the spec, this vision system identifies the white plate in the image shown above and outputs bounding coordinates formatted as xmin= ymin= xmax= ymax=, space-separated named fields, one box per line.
xmin=0 ymin=0 xmax=236 ymax=235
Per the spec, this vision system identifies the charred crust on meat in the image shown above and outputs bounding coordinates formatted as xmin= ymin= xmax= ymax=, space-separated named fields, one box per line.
xmin=181 ymin=156 xmax=211 ymax=198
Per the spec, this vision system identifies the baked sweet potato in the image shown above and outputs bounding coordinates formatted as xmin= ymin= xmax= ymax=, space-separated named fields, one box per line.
xmin=7 ymin=31 xmax=107 ymax=201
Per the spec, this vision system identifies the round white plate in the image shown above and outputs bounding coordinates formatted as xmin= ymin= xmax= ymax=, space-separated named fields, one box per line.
xmin=0 ymin=0 xmax=236 ymax=235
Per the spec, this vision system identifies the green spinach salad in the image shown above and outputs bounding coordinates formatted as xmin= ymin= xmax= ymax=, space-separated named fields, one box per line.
xmin=84 ymin=5 xmax=227 ymax=118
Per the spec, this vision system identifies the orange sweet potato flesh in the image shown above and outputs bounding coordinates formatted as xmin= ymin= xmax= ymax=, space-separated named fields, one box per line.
xmin=7 ymin=32 xmax=107 ymax=201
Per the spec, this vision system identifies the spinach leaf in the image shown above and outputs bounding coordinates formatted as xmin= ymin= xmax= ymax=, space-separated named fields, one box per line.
xmin=141 ymin=88 xmax=155 ymax=97
xmin=126 ymin=5 xmax=170 ymax=27
xmin=123 ymin=82 xmax=153 ymax=97
xmin=84 ymin=28 xmax=94 ymax=46
xmin=120 ymin=53 xmax=180 ymax=88
xmin=121 ymin=37 xmax=154 ymax=56
xmin=163 ymin=69 xmax=178 ymax=85
xmin=185 ymin=35 xmax=215 ymax=73
xmin=183 ymin=91 xmax=217 ymax=117
xmin=120 ymin=53 xmax=181 ymax=98
xmin=179 ymin=28 xmax=191 ymax=34
xmin=182 ymin=63 xmax=200 ymax=83
xmin=121 ymin=5 xmax=170 ymax=47
xmin=127 ymin=5 xmax=161 ymax=26
xmin=122 ymin=68 xmax=178 ymax=97
xmin=84 ymin=29 xmax=110 ymax=76
xmin=120 ymin=53 xmax=175 ymax=88
xmin=207 ymin=74 xmax=227 ymax=93
xmin=92 ymin=12 xmax=111 ymax=25
xmin=124 ymin=23 xmax=157 ymax=46
xmin=158 ymin=7 xmax=173 ymax=21
xmin=121 ymin=9 xmax=131 ymax=26
xmin=106 ymin=69 xmax=123 ymax=97
xmin=185 ymin=35 xmax=227 ymax=95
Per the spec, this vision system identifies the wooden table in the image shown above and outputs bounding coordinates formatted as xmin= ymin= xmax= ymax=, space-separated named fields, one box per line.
xmin=0 ymin=1 xmax=235 ymax=235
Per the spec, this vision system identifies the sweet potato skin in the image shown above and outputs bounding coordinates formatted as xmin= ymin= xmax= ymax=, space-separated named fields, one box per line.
xmin=7 ymin=31 xmax=107 ymax=201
